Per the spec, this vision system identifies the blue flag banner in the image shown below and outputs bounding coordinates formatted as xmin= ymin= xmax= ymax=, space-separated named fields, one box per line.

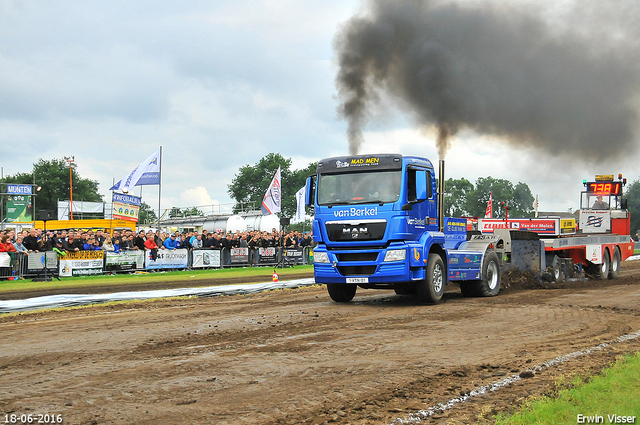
xmin=110 ymin=149 xmax=161 ymax=192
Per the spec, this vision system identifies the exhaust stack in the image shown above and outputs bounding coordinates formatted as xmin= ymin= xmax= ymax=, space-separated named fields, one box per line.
xmin=438 ymin=159 xmax=445 ymax=232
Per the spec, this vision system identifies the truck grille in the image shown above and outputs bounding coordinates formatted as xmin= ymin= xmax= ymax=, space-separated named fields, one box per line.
xmin=335 ymin=252 xmax=378 ymax=262
xmin=326 ymin=220 xmax=386 ymax=241
xmin=337 ymin=265 xmax=377 ymax=276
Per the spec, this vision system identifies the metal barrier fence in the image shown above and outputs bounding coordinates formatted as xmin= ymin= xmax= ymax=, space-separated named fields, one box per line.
xmin=1 ymin=246 xmax=313 ymax=280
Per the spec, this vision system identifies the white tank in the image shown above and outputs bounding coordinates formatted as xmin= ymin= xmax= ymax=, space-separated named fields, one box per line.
xmin=226 ymin=214 xmax=247 ymax=233
xmin=259 ymin=214 xmax=281 ymax=232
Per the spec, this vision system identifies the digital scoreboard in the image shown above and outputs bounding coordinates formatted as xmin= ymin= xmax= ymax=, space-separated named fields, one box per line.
xmin=586 ymin=181 xmax=622 ymax=196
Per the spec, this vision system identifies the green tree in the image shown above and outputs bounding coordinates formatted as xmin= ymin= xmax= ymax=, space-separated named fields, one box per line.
xmin=139 ymin=202 xmax=157 ymax=224
xmin=227 ymin=153 xmax=317 ymax=218
xmin=182 ymin=206 xmax=204 ymax=217
xmin=444 ymin=177 xmax=474 ymax=216
xmin=625 ymin=179 xmax=640 ymax=236
xmin=168 ymin=207 xmax=183 ymax=218
xmin=3 ymin=158 xmax=102 ymax=218
xmin=462 ymin=177 xmax=534 ymax=218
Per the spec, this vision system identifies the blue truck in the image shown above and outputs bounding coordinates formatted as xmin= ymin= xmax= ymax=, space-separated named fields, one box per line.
xmin=305 ymin=154 xmax=502 ymax=303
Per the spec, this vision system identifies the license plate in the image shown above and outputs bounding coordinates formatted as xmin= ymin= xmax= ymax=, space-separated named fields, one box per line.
xmin=346 ymin=277 xmax=368 ymax=284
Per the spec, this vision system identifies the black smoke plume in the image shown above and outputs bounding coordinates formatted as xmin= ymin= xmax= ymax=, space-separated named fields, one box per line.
xmin=335 ymin=0 xmax=640 ymax=159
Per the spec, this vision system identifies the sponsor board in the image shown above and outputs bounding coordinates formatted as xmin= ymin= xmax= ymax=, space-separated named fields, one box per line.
xmin=258 ymin=247 xmax=277 ymax=264
xmin=479 ymin=218 xmax=571 ymax=235
xmin=59 ymin=251 xmax=104 ymax=277
xmin=283 ymin=248 xmax=304 ymax=265
xmin=27 ymin=252 xmax=59 ymax=272
xmin=105 ymin=251 xmax=145 ymax=271
xmin=192 ymin=250 xmax=221 ymax=268
xmin=112 ymin=193 xmax=141 ymax=222
xmin=230 ymin=247 xmax=249 ymax=264
xmin=145 ymin=249 xmax=189 ymax=269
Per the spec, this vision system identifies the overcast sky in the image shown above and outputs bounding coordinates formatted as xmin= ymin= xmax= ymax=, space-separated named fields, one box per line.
xmin=1 ymin=0 xmax=639 ymax=217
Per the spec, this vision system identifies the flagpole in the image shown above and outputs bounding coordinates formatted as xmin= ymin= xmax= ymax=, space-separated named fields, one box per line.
xmin=158 ymin=145 xmax=162 ymax=223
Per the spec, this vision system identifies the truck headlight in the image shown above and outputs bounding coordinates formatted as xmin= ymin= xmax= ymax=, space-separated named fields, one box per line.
xmin=384 ymin=249 xmax=406 ymax=262
xmin=314 ymin=251 xmax=330 ymax=263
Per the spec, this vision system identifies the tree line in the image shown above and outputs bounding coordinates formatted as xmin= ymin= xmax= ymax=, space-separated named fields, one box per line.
xmin=444 ymin=177 xmax=535 ymax=218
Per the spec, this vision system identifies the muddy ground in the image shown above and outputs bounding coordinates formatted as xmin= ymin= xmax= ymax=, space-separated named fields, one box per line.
xmin=1 ymin=262 xmax=640 ymax=424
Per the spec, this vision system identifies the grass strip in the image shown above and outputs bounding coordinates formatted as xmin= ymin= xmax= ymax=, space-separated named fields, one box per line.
xmin=0 ymin=265 xmax=313 ymax=293
xmin=493 ymin=351 xmax=640 ymax=425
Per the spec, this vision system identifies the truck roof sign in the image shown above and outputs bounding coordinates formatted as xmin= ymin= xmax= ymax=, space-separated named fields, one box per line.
xmin=317 ymin=154 xmax=403 ymax=174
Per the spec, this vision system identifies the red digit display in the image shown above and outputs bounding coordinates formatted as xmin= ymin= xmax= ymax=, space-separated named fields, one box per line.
xmin=587 ymin=182 xmax=621 ymax=195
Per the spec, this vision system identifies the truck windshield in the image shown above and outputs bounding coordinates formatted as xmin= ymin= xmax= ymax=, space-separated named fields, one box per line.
xmin=317 ymin=170 xmax=402 ymax=206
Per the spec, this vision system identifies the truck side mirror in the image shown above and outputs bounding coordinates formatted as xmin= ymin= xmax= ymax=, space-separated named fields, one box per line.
xmin=416 ymin=170 xmax=427 ymax=202
xmin=305 ymin=176 xmax=315 ymax=206
xmin=621 ymin=198 xmax=628 ymax=210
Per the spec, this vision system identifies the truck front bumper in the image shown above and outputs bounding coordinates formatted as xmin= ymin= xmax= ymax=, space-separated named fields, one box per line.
xmin=313 ymin=245 xmax=425 ymax=285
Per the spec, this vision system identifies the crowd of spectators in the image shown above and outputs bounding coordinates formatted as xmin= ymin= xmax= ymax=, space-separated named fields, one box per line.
xmin=0 ymin=227 xmax=314 ymax=255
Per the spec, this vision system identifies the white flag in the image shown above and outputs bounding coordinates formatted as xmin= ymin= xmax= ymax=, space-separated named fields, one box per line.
xmin=261 ymin=167 xmax=281 ymax=215
xmin=484 ymin=192 xmax=492 ymax=218
xmin=110 ymin=149 xmax=161 ymax=192
xmin=295 ymin=186 xmax=306 ymax=222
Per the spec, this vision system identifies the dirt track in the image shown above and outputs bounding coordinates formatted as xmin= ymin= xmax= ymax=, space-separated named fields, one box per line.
xmin=2 ymin=263 xmax=640 ymax=424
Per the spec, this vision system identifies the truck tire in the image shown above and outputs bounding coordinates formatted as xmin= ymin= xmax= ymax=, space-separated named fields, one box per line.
xmin=608 ymin=248 xmax=620 ymax=280
xmin=587 ymin=249 xmax=611 ymax=280
xmin=416 ymin=253 xmax=445 ymax=304
xmin=327 ymin=283 xmax=357 ymax=302
xmin=459 ymin=251 xmax=501 ymax=297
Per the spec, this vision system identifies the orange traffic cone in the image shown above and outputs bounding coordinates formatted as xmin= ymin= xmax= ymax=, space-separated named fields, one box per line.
xmin=272 ymin=269 xmax=279 ymax=282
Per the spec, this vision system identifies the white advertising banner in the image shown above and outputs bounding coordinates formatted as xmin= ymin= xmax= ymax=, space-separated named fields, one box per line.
xmin=59 ymin=251 xmax=104 ymax=277
xmin=0 ymin=253 xmax=10 ymax=268
xmin=192 ymin=250 xmax=221 ymax=268
xmin=105 ymin=251 xmax=145 ymax=271
xmin=144 ymin=248 xmax=189 ymax=270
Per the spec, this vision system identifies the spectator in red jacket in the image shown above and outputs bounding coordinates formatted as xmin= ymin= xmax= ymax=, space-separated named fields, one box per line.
xmin=0 ymin=235 xmax=17 ymax=253
xmin=144 ymin=231 xmax=160 ymax=261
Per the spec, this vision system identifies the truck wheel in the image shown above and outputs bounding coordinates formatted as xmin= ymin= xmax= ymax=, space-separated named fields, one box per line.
xmin=327 ymin=283 xmax=357 ymax=302
xmin=608 ymin=248 xmax=620 ymax=279
xmin=416 ymin=254 xmax=445 ymax=304
xmin=460 ymin=251 xmax=501 ymax=297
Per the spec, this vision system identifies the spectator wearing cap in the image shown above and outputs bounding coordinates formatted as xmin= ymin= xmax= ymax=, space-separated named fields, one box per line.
xmin=164 ymin=233 xmax=179 ymax=250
